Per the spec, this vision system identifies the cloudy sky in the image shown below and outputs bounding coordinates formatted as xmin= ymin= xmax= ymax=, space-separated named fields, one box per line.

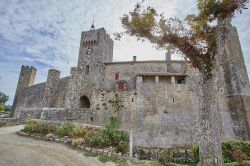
xmin=0 ymin=0 xmax=249 ymax=104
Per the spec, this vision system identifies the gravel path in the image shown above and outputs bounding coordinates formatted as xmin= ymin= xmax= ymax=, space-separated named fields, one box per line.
xmin=0 ymin=125 xmax=114 ymax=166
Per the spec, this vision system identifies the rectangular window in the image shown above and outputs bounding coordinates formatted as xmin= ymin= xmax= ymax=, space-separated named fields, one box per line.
xmin=115 ymin=73 xmax=119 ymax=80
xmin=159 ymin=76 xmax=171 ymax=83
xmin=118 ymin=82 xmax=124 ymax=90
xmin=142 ymin=76 xmax=155 ymax=83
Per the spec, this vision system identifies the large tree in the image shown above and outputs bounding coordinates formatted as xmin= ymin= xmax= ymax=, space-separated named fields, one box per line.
xmin=116 ymin=0 xmax=248 ymax=165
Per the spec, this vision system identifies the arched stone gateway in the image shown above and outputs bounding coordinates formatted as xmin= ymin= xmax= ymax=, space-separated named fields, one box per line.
xmin=79 ymin=96 xmax=90 ymax=108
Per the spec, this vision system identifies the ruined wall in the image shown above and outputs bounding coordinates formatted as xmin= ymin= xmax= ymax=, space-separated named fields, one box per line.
xmin=14 ymin=76 xmax=69 ymax=117
xmin=14 ymin=82 xmax=46 ymax=117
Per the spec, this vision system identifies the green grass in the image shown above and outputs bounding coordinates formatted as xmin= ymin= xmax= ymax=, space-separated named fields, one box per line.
xmin=116 ymin=159 xmax=128 ymax=166
xmin=98 ymin=154 xmax=127 ymax=166
xmin=224 ymin=160 xmax=250 ymax=166
xmin=170 ymin=163 xmax=197 ymax=166
xmin=146 ymin=161 xmax=162 ymax=166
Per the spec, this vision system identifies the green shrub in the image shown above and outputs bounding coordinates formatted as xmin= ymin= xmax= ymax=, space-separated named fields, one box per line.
xmin=69 ymin=124 xmax=86 ymax=138
xmin=192 ymin=144 xmax=199 ymax=162
xmin=192 ymin=141 xmax=250 ymax=163
xmin=159 ymin=149 xmax=172 ymax=165
xmin=55 ymin=122 xmax=74 ymax=137
xmin=231 ymin=149 xmax=248 ymax=166
xmin=84 ymin=116 xmax=129 ymax=153
xmin=23 ymin=120 xmax=56 ymax=134
xmin=117 ymin=140 xmax=129 ymax=154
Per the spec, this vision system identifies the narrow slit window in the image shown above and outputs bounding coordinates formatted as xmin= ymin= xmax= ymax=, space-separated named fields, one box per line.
xmin=86 ymin=65 xmax=89 ymax=74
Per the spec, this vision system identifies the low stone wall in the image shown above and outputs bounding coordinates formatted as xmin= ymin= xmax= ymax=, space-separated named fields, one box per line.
xmin=133 ymin=146 xmax=196 ymax=163
xmin=18 ymin=108 xmax=92 ymax=124
xmin=0 ymin=118 xmax=18 ymax=127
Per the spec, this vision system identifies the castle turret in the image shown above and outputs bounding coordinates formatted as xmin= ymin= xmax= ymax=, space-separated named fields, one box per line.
xmin=77 ymin=28 xmax=113 ymax=67
xmin=11 ymin=65 xmax=37 ymax=117
xmin=65 ymin=28 xmax=113 ymax=111
xmin=43 ymin=69 xmax=60 ymax=107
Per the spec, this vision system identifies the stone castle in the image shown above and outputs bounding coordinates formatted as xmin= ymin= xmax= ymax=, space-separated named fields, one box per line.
xmin=12 ymin=25 xmax=250 ymax=149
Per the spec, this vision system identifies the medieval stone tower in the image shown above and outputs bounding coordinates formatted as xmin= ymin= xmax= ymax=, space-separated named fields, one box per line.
xmin=11 ymin=66 xmax=36 ymax=116
xmin=65 ymin=28 xmax=113 ymax=110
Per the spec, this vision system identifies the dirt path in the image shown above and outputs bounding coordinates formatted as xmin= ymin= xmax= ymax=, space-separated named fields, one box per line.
xmin=0 ymin=125 xmax=114 ymax=166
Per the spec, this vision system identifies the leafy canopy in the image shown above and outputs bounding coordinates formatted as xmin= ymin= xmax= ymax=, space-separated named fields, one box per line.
xmin=0 ymin=92 xmax=8 ymax=111
xmin=115 ymin=0 xmax=248 ymax=75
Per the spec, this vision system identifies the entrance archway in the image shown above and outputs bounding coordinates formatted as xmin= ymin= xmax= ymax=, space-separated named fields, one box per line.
xmin=79 ymin=96 xmax=90 ymax=108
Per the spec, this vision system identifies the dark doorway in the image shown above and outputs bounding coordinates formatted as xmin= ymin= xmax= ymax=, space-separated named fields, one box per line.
xmin=80 ymin=96 xmax=90 ymax=108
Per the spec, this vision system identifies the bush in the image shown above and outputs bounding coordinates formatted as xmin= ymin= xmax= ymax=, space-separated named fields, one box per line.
xmin=23 ymin=120 xmax=56 ymax=134
xmin=231 ymin=149 xmax=247 ymax=166
xmin=84 ymin=116 xmax=129 ymax=153
xmin=159 ymin=149 xmax=172 ymax=165
xmin=192 ymin=144 xmax=199 ymax=162
xmin=69 ymin=124 xmax=86 ymax=138
xmin=192 ymin=141 xmax=250 ymax=163
xmin=55 ymin=122 xmax=74 ymax=137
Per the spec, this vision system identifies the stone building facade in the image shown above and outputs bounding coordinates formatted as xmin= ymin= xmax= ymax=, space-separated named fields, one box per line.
xmin=12 ymin=27 xmax=250 ymax=149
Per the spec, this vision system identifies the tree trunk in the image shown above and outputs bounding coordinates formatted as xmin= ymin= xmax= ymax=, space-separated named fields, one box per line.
xmin=198 ymin=16 xmax=231 ymax=166
xmin=198 ymin=68 xmax=224 ymax=166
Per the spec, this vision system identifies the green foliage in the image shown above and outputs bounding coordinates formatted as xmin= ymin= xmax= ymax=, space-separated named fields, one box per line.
xmin=159 ymin=149 xmax=172 ymax=165
xmin=0 ymin=104 xmax=5 ymax=112
xmin=192 ymin=141 xmax=250 ymax=163
xmin=4 ymin=105 xmax=12 ymax=112
xmin=0 ymin=92 xmax=9 ymax=112
xmin=0 ymin=92 xmax=8 ymax=105
xmin=197 ymin=0 xmax=248 ymax=22
xmin=98 ymin=154 xmax=119 ymax=163
xmin=192 ymin=144 xmax=199 ymax=162
xmin=23 ymin=120 xmax=56 ymax=134
xmin=231 ymin=149 xmax=248 ymax=166
xmin=23 ymin=118 xmax=129 ymax=154
xmin=85 ymin=116 xmax=129 ymax=154
xmin=69 ymin=124 xmax=86 ymax=138
xmin=109 ymin=93 xmax=124 ymax=113
xmin=118 ymin=0 xmax=248 ymax=77
xmin=55 ymin=122 xmax=74 ymax=137
xmin=146 ymin=161 xmax=163 ymax=166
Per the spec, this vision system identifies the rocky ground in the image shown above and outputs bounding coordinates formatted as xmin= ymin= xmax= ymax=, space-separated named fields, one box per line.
xmin=0 ymin=125 xmax=115 ymax=166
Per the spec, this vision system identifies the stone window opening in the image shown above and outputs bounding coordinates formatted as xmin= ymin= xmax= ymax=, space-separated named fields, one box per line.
xmin=159 ymin=76 xmax=171 ymax=83
xmin=142 ymin=76 xmax=155 ymax=83
xmin=80 ymin=96 xmax=90 ymax=108
xmin=176 ymin=76 xmax=186 ymax=84
xmin=86 ymin=65 xmax=89 ymax=74
xmin=118 ymin=82 xmax=125 ymax=91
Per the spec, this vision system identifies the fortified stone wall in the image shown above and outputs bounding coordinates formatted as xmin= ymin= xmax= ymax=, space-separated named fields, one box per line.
xmin=14 ymin=76 xmax=70 ymax=117
xmin=103 ymin=60 xmax=187 ymax=91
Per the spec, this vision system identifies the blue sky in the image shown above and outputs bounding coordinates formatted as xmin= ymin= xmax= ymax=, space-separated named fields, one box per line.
xmin=0 ymin=0 xmax=250 ymax=105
